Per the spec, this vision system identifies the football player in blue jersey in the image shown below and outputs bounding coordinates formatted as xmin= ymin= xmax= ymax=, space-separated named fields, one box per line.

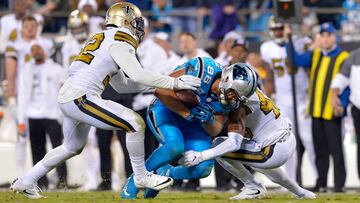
xmin=121 ymin=58 xmax=257 ymax=199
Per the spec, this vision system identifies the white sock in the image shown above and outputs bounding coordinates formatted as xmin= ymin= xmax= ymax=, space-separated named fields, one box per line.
xmin=126 ymin=130 xmax=147 ymax=180
xmin=217 ymin=157 xmax=260 ymax=188
xmin=255 ymin=167 xmax=303 ymax=195
xmin=22 ymin=145 xmax=77 ymax=185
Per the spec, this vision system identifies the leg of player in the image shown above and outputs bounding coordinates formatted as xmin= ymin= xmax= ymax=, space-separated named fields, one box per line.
xmin=213 ymin=137 xmax=266 ymax=200
xmin=66 ymin=95 xmax=173 ymax=191
xmin=143 ymin=122 xmax=214 ymax=199
xmin=11 ymin=117 xmax=90 ymax=199
xmin=254 ymin=167 xmax=315 ymax=199
xmin=122 ymin=102 xmax=185 ymax=199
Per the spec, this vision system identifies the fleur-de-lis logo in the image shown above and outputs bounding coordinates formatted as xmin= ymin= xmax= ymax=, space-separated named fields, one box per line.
xmin=122 ymin=5 xmax=133 ymax=15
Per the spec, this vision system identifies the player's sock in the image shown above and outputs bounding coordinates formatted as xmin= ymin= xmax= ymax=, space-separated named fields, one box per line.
xmin=255 ymin=167 xmax=304 ymax=195
xmin=22 ymin=145 xmax=77 ymax=185
xmin=126 ymin=130 xmax=147 ymax=180
xmin=216 ymin=157 xmax=260 ymax=188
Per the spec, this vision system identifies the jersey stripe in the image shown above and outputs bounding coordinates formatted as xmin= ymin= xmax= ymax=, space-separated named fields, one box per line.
xmin=114 ymin=31 xmax=139 ymax=48
xmin=74 ymin=96 xmax=135 ymax=132
xmin=221 ymin=144 xmax=275 ymax=163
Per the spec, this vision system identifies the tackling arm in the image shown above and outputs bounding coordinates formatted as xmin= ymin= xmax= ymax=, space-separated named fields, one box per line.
xmin=154 ymin=69 xmax=192 ymax=118
xmin=109 ymin=42 xmax=176 ymax=89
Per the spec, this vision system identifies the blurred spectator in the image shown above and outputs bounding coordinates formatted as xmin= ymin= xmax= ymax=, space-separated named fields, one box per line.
xmin=150 ymin=0 xmax=172 ymax=33
xmin=177 ymin=31 xmax=211 ymax=65
xmin=228 ymin=38 xmax=248 ymax=64
xmin=17 ymin=43 xmax=67 ymax=189
xmin=246 ymin=0 xmax=272 ymax=41
xmin=61 ymin=10 xmax=90 ymax=69
xmin=25 ymin=0 xmax=68 ymax=33
xmin=5 ymin=15 xmax=54 ymax=178
xmin=304 ymin=0 xmax=343 ymax=28
xmin=78 ymin=0 xmax=105 ymax=35
xmin=200 ymin=0 xmax=242 ymax=41
xmin=215 ymin=31 xmax=242 ymax=66
xmin=331 ymin=47 xmax=360 ymax=186
xmin=171 ymin=0 xmax=199 ymax=33
xmin=341 ymin=0 xmax=360 ymax=41
xmin=288 ymin=22 xmax=349 ymax=192
xmin=0 ymin=0 xmax=43 ymax=52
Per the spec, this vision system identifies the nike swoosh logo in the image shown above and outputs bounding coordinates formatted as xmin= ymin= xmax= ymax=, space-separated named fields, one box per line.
xmin=248 ymin=190 xmax=261 ymax=195
xmin=23 ymin=189 xmax=34 ymax=196
xmin=154 ymin=178 xmax=172 ymax=187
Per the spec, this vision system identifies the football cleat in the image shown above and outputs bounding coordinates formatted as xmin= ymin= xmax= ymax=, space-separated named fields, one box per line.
xmin=120 ymin=175 xmax=139 ymax=199
xmin=229 ymin=184 xmax=266 ymax=200
xmin=143 ymin=165 xmax=171 ymax=199
xmin=10 ymin=178 xmax=45 ymax=199
xmin=134 ymin=172 xmax=173 ymax=191
xmin=294 ymin=188 xmax=317 ymax=199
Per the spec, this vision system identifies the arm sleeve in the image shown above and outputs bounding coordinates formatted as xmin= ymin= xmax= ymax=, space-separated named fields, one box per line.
xmin=109 ymin=71 xmax=149 ymax=94
xmin=109 ymin=42 xmax=175 ymax=89
xmin=201 ymin=132 xmax=244 ymax=161
xmin=331 ymin=54 xmax=352 ymax=92
xmin=285 ymin=43 xmax=312 ymax=68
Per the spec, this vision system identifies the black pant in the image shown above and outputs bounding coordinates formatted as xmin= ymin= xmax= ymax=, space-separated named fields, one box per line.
xmin=28 ymin=118 xmax=67 ymax=188
xmin=351 ymin=106 xmax=360 ymax=179
xmin=312 ymin=117 xmax=346 ymax=189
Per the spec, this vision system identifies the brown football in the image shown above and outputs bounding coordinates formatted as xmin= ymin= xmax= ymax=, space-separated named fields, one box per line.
xmin=175 ymin=90 xmax=200 ymax=109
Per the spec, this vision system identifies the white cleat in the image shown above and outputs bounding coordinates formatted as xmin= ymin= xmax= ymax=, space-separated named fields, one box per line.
xmin=10 ymin=178 xmax=45 ymax=199
xmin=229 ymin=184 xmax=267 ymax=200
xmin=294 ymin=189 xmax=317 ymax=199
xmin=134 ymin=172 xmax=173 ymax=191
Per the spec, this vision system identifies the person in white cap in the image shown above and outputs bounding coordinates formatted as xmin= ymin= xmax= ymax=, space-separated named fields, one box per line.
xmin=215 ymin=30 xmax=243 ymax=66
xmin=78 ymin=0 xmax=105 ymax=35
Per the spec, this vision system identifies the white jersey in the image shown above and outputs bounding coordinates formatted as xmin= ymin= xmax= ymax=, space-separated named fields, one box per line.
xmin=61 ymin=37 xmax=83 ymax=69
xmin=0 ymin=14 xmax=43 ymax=52
xmin=5 ymin=36 xmax=54 ymax=92
xmin=242 ymin=88 xmax=291 ymax=148
xmin=260 ymin=39 xmax=309 ymax=103
xmin=58 ymin=27 xmax=140 ymax=103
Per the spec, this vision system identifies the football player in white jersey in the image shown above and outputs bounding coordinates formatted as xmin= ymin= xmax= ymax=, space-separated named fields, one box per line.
xmin=184 ymin=64 xmax=316 ymax=200
xmin=61 ymin=10 xmax=89 ymax=70
xmin=260 ymin=16 xmax=316 ymax=183
xmin=11 ymin=2 xmax=201 ymax=199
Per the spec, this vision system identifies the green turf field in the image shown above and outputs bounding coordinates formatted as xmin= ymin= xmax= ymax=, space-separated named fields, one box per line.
xmin=1 ymin=191 xmax=360 ymax=203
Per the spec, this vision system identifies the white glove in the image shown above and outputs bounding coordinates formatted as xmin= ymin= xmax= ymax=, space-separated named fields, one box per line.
xmin=8 ymin=97 xmax=17 ymax=119
xmin=184 ymin=150 xmax=204 ymax=167
xmin=174 ymin=75 xmax=201 ymax=91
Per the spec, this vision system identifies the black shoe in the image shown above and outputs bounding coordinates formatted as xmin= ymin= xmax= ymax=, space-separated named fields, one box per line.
xmin=57 ymin=179 xmax=68 ymax=189
xmin=182 ymin=180 xmax=200 ymax=192
xmin=311 ymin=185 xmax=327 ymax=193
xmin=334 ymin=187 xmax=346 ymax=193
xmin=96 ymin=181 xmax=112 ymax=191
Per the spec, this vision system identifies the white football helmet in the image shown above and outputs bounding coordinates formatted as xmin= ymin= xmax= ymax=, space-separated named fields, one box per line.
xmin=219 ymin=63 xmax=258 ymax=107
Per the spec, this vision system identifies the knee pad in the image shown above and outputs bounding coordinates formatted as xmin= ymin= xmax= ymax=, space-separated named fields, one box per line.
xmin=133 ymin=112 xmax=146 ymax=132
xmin=212 ymin=136 xmax=227 ymax=147
xmin=190 ymin=160 xmax=214 ymax=179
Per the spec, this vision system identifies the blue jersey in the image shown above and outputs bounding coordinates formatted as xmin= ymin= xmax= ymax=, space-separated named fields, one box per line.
xmin=175 ymin=57 xmax=232 ymax=114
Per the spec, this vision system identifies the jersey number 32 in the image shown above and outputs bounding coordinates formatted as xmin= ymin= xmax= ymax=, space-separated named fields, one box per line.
xmin=75 ymin=33 xmax=105 ymax=64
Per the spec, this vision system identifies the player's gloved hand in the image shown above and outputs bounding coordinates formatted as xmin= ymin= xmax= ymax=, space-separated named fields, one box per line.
xmin=184 ymin=150 xmax=204 ymax=167
xmin=174 ymin=75 xmax=201 ymax=91
xmin=8 ymin=96 xmax=17 ymax=119
xmin=185 ymin=103 xmax=215 ymax=123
